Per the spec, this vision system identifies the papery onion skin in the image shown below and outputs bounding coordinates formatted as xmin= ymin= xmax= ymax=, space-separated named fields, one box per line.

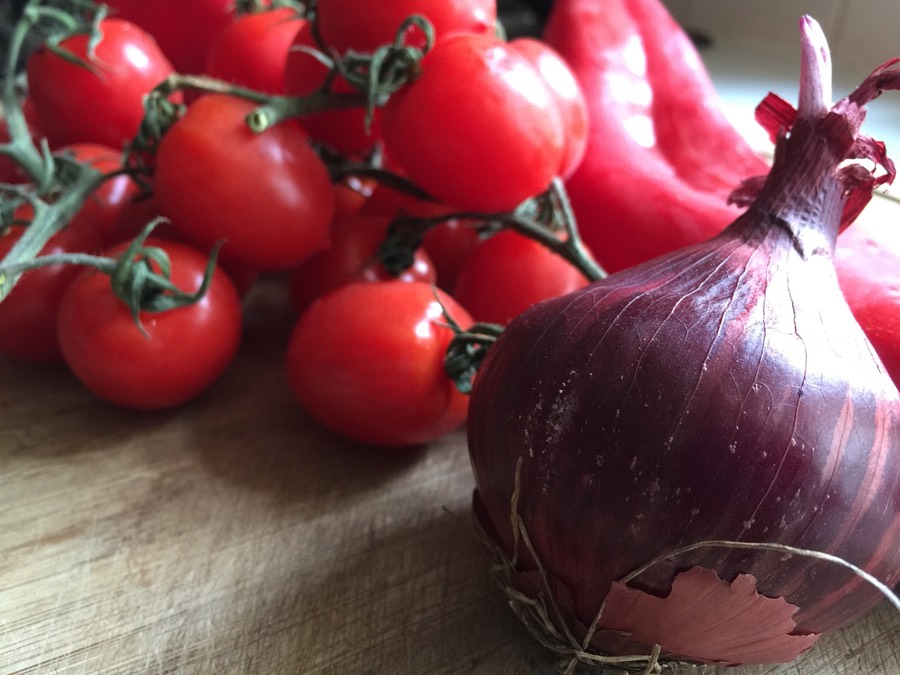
xmin=467 ymin=19 xmax=900 ymax=664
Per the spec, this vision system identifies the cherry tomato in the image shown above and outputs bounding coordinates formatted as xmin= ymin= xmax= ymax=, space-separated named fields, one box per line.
xmin=57 ymin=238 xmax=242 ymax=409
xmin=153 ymin=94 xmax=335 ymax=270
xmin=316 ymin=0 xmax=497 ymax=53
xmin=26 ymin=19 xmax=177 ymax=150
xmin=382 ymin=33 xmax=565 ymax=212
xmin=103 ymin=0 xmax=235 ymax=74
xmin=283 ymin=22 xmax=381 ymax=156
xmin=286 ymin=280 xmax=471 ymax=447
xmin=0 ymin=223 xmax=102 ymax=363
xmin=61 ymin=143 xmax=145 ymax=246
xmin=205 ymin=8 xmax=305 ymax=95
xmin=452 ymin=229 xmax=589 ymax=325
xmin=509 ymin=38 xmax=589 ymax=179
xmin=288 ymin=214 xmax=435 ymax=313
xmin=422 ymin=219 xmax=482 ymax=290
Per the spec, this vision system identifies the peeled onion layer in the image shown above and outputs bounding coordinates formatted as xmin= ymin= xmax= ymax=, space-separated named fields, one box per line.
xmin=467 ymin=16 xmax=900 ymax=668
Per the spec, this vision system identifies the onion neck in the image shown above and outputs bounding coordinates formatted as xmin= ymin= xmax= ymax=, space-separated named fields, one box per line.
xmin=741 ymin=117 xmax=846 ymax=260
xmin=731 ymin=16 xmax=845 ymax=260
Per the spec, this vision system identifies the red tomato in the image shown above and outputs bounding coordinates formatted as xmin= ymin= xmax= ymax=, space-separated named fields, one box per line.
xmin=288 ymin=214 xmax=435 ymax=313
xmin=61 ymin=143 xmax=145 ymax=245
xmin=286 ymin=280 xmax=471 ymax=446
xmin=103 ymin=0 xmax=235 ymax=74
xmin=452 ymin=229 xmax=589 ymax=325
xmin=382 ymin=33 xmax=565 ymax=212
xmin=316 ymin=0 xmax=497 ymax=53
xmin=0 ymin=224 xmax=102 ymax=363
xmin=26 ymin=19 xmax=177 ymax=150
xmin=283 ymin=22 xmax=380 ymax=156
xmin=509 ymin=38 xmax=589 ymax=179
xmin=422 ymin=218 xmax=482 ymax=290
xmin=153 ymin=94 xmax=335 ymax=270
xmin=205 ymin=8 xmax=305 ymax=95
xmin=57 ymin=238 xmax=242 ymax=409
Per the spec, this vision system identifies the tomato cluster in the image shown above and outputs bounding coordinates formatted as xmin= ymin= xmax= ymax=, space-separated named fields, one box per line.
xmin=0 ymin=0 xmax=591 ymax=447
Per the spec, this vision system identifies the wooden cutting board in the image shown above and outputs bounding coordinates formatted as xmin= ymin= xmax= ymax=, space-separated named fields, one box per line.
xmin=1 ymin=280 xmax=898 ymax=674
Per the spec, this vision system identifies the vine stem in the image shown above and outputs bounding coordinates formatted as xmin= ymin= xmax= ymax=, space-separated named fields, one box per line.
xmin=141 ymin=72 xmax=370 ymax=134
xmin=0 ymin=2 xmax=57 ymax=188
xmin=0 ymin=166 xmax=107 ymax=300
xmin=0 ymin=250 xmax=113 ymax=276
xmin=380 ymin=178 xmax=607 ymax=283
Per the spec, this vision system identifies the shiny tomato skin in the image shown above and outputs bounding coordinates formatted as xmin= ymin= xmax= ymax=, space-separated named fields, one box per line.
xmin=509 ymin=38 xmax=589 ymax=179
xmin=288 ymin=214 xmax=435 ymax=313
xmin=57 ymin=238 xmax=242 ymax=410
xmin=0 ymin=224 xmax=102 ymax=363
xmin=452 ymin=229 xmax=589 ymax=325
xmin=205 ymin=8 xmax=305 ymax=95
xmin=26 ymin=19 xmax=176 ymax=150
xmin=153 ymin=94 xmax=335 ymax=270
xmin=316 ymin=0 xmax=497 ymax=53
xmin=332 ymin=175 xmax=375 ymax=219
xmin=382 ymin=33 xmax=565 ymax=213
xmin=283 ymin=22 xmax=380 ymax=155
xmin=286 ymin=280 xmax=472 ymax=447
xmin=103 ymin=0 xmax=235 ymax=74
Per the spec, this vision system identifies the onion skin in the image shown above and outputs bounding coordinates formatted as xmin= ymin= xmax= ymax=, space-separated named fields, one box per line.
xmin=467 ymin=19 xmax=900 ymax=666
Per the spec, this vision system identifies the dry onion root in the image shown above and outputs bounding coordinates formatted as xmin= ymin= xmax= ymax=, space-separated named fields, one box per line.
xmin=473 ymin=458 xmax=900 ymax=674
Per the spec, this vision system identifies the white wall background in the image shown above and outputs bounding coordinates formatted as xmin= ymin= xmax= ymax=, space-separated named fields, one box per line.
xmin=659 ymin=0 xmax=900 ymax=153
xmin=662 ymin=0 xmax=899 ymax=75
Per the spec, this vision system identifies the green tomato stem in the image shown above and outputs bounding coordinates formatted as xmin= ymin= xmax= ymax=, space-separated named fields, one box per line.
xmin=247 ymin=91 xmax=370 ymax=133
xmin=0 ymin=166 xmax=106 ymax=300
xmin=376 ymin=179 xmax=607 ymax=283
xmin=1 ymin=4 xmax=54 ymax=188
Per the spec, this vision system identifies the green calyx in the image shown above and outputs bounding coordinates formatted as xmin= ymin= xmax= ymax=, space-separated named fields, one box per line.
xmin=441 ymin=310 xmax=505 ymax=395
xmin=109 ymin=221 xmax=223 ymax=336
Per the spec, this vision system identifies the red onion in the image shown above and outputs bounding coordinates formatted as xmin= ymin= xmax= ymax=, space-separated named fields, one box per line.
xmin=467 ymin=17 xmax=900 ymax=669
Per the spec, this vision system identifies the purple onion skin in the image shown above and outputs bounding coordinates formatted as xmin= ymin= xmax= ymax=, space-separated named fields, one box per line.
xmin=467 ymin=32 xmax=900 ymax=652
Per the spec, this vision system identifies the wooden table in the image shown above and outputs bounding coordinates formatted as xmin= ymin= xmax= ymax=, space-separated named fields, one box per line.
xmin=2 ymin=280 xmax=898 ymax=674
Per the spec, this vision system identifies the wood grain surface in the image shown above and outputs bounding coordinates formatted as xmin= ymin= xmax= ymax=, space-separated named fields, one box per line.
xmin=1 ymin=280 xmax=898 ymax=675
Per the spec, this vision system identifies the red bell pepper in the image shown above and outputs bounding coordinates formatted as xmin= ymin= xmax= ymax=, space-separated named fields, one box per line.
xmin=543 ymin=0 xmax=900 ymax=386
xmin=542 ymin=0 xmax=769 ymax=273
